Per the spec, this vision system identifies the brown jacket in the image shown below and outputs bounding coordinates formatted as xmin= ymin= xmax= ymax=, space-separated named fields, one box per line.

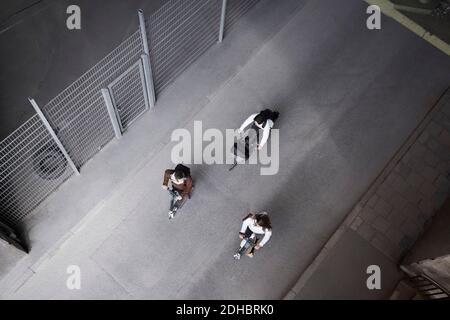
xmin=162 ymin=169 xmax=193 ymax=198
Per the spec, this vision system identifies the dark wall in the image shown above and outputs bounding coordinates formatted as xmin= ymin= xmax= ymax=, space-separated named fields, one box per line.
xmin=0 ymin=0 xmax=164 ymax=141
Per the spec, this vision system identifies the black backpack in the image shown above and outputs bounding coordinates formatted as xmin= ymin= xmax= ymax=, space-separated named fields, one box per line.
xmin=174 ymin=164 xmax=191 ymax=177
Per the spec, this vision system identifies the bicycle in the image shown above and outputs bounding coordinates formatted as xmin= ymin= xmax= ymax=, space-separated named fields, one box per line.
xmin=229 ymin=128 xmax=258 ymax=171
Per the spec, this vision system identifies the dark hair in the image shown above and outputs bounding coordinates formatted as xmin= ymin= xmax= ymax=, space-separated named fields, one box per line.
xmin=174 ymin=169 xmax=185 ymax=179
xmin=254 ymin=109 xmax=279 ymax=125
xmin=255 ymin=213 xmax=272 ymax=231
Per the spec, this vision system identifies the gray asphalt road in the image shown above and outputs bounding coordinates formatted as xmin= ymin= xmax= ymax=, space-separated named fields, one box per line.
xmin=2 ymin=0 xmax=450 ymax=299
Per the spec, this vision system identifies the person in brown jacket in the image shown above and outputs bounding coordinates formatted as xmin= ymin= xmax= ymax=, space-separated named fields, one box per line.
xmin=162 ymin=164 xmax=193 ymax=219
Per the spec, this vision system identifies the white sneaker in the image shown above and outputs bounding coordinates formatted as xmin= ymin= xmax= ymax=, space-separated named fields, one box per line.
xmin=168 ymin=211 xmax=174 ymax=219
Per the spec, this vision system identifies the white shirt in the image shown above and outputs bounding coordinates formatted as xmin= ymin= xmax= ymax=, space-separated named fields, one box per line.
xmin=240 ymin=217 xmax=272 ymax=247
xmin=239 ymin=113 xmax=273 ymax=148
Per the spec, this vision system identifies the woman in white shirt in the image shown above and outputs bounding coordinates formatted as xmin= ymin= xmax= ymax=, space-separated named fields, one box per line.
xmin=239 ymin=212 xmax=272 ymax=257
xmin=238 ymin=109 xmax=279 ymax=150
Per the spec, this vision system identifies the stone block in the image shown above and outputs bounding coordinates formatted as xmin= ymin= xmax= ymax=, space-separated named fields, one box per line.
xmin=395 ymin=162 xmax=412 ymax=179
xmin=374 ymin=197 xmax=392 ymax=217
xmin=419 ymin=180 xmax=437 ymax=198
xmin=357 ymin=223 xmax=376 ymax=242
xmin=373 ymin=216 xmax=390 ymax=233
xmin=421 ymin=165 xmax=440 ymax=184
xmin=424 ymin=151 xmax=440 ymax=168
xmin=406 ymin=171 xmax=425 ymax=189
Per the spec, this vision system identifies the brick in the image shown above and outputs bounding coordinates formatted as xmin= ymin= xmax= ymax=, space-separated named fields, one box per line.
xmin=418 ymin=131 xmax=429 ymax=144
xmin=359 ymin=207 xmax=377 ymax=223
xmin=439 ymin=130 xmax=450 ymax=147
xmin=350 ymin=216 xmax=363 ymax=231
xmin=427 ymin=121 xmax=443 ymax=138
xmin=434 ymin=174 xmax=450 ymax=191
xmin=395 ymin=162 xmax=412 ymax=179
xmin=385 ymin=227 xmax=405 ymax=245
xmin=401 ymin=151 xmax=412 ymax=165
xmin=437 ymin=145 xmax=450 ymax=161
xmin=387 ymin=209 xmax=408 ymax=227
xmin=376 ymin=184 xmax=393 ymax=200
xmin=366 ymin=193 xmax=379 ymax=208
xmin=384 ymin=173 xmax=398 ymax=186
xmin=389 ymin=193 xmax=408 ymax=212
xmin=407 ymin=157 xmax=426 ymax=174
xmin=374 ymin=197 xmax=392 ymax=217
xmin=424 ymin=151 xmax=440 ymax=168
xmin=433 ymin=111 xmax=450 ymax=131
xmin=426 ymin=137 xmax=441 ymax=153
xmin=436 ymin=161 xmax=450 ymax=175
xmin=406 ymin=171 xmax=425 ymax=189
xmin=373 ymin=216 xmax=390 ymax=233
xmin=421 ymin=165 xmax=440 ymax=183
xmin=409 ymin=143 xmax=427 ymax=158
xmin=402 ymin=202 xmax=421 ymax=220
xmin=441 ymin=103 xmax=450 ymax=118
xmin=357 ymin=223 xmax=376 ymax=242
xmin=400 ymin=184 xmax=422 ymax=205
xmin=419 ymin=180 xmax=437 ymax=198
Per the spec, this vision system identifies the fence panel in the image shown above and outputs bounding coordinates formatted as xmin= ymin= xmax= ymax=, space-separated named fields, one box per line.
xmin=108 ymin=60 xmax=149 ymax=130
xmin=42 ymin=30 xmax=144 ymax=168
xmin=146 ymin=0 xmax=221 ymax=95
xmin=0 ymin=115 xmax=74 ymax=225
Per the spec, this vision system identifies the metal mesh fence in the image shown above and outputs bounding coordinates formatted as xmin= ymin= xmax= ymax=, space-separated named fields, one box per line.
xmin=0 ymin=1 xmax=261 ymax=226
xmin=42 ymin=30 xmax=144 ymax=168
xmin=226 ymin=0 xmax=261 ymax=32
xmin=146 ymin=0 xmax=221 ymax=95
xmin=109 ymin=61 xmax=148 ymax=130
xmin=0 ymin=115 xmax=74 ymax=225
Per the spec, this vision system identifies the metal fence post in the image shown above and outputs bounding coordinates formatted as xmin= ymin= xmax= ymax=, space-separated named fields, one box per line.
xmin=28 ymin=98 xmax=80 ymax=175
xmin=218 ymin=0 xmax=227 ymax=43
xmin=138 ymin=9 xmax=156 ymax=108
xmin=101 ymin=88 xmax=122 ymax=139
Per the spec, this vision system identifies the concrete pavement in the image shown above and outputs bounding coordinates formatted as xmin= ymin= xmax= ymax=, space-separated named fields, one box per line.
xmin=1 ymin=0 xmax=450 ymax=299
